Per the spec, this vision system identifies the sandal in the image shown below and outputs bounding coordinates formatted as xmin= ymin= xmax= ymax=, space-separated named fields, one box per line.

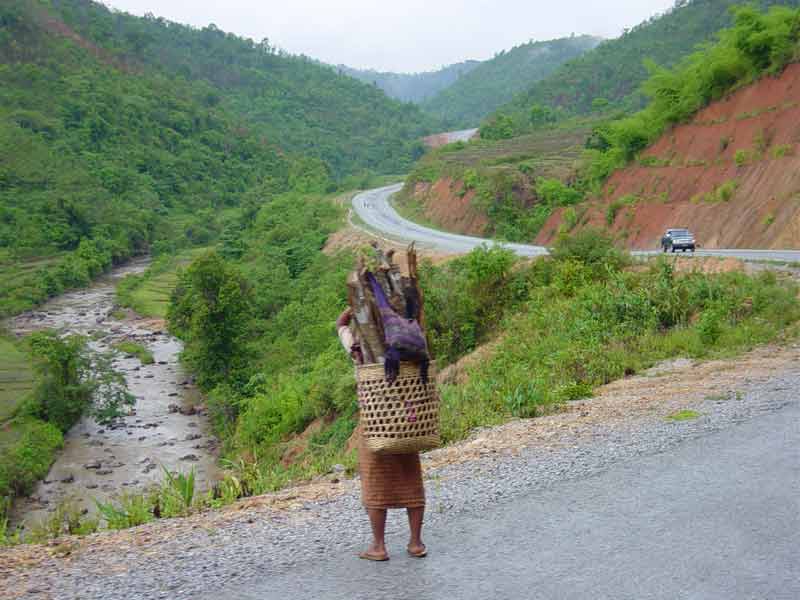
xmin=407 ymin=545 xmax=427 ymax=558
xmin=359 ymin=551 xmax=389 ymax=562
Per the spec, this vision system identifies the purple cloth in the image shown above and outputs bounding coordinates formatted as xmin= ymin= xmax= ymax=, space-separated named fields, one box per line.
xmin=366 ymin=272 xmax=429 ymax=384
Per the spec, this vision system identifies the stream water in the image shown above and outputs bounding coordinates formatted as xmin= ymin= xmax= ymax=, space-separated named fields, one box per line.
xmin=6 ymin=259 xmax=220 ymax=528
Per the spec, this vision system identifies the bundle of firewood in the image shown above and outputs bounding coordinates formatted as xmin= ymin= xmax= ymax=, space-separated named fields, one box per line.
xmin=346 ymin=242 xmax=426 ymax=365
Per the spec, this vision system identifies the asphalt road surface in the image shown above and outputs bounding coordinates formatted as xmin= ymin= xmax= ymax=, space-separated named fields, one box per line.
xmin=224 ymin=400 xmax=800 ymax=600
xmin=353 ymin=184 xmax=800 ymax=262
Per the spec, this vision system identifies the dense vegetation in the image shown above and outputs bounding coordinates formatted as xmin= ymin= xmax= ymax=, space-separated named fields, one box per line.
xmin=485 ymin=0 xmax=800 ymax=137
xmin=339 ymin=60 xmax=481 ymax=104
xmin=45 ymin=0 xmax=437 ymax=177
xmin=0 ymin=0 xmax=435 ymax=317
xmin=437 ymin=232 xmax=800 ymax=440
xmin=423 ymin=36 xmax=601 ymax=127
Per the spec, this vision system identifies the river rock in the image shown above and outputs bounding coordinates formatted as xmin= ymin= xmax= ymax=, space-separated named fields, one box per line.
xmin=142 ymin=463 xmax=157 ymax=474
xmin=86 ymin=484 xmax=99 ymax=490
xmin=180 ymin=454 xmax=199 ymax=462
xmin=61 ymin=475 xmax=75 ymax=484
xmin=84 ymin=461 xmax=102 ymax=470
xmin=96 ymin=469 xmax=113 ymax=475
xmin=88 ymin=440 xmax=104 ymax=447
xmin=168 ymin=392 xmax=179 ymax=397
xmin=185 ymin=433 xmax=202 ymax=441
xmin=179 ymin=406 xmax=197 ymax=416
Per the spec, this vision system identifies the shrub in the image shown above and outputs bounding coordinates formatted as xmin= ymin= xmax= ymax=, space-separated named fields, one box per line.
xmin=113 ymin=341 xmax=154 ymax=365
xmin=96 ymin=494 xmax=153 ymax=529
xmin=697 ymin=309 xmax=724 ymax=345
xmin=422 ymin=245 xmax=522 ymax=363
xmin=551 ymin=228 xmax=629 ymax=272
xmin=562 ymin=207 xmax=578 ymax=231
xmin=734 ymin=149 xmax=752 ymax=166
xmin=0 ymin=419 xmax=63 ymax=497
xmin=480 ymin=114 xmax=516 ymax=140
xmin=771 ymin=144 xmax=793 ymax=158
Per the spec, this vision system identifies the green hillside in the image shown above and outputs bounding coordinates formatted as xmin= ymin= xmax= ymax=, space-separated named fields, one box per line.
xmin=422 ymin=35 xmax=602 ymax=127
xmin=489 ymin=0 xmax=800 ymax=134
xmin=46 ymin=0 xmax=438 ymax=177
xmin=339 ymin=60 xmax=481 ymax=103
xmin=0 ymin=0 xmax=437 ymax=316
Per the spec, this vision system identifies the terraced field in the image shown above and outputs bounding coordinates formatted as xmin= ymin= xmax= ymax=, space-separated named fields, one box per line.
xmin=0 ymin=336 xmax=35 ymax=449
xmin=119 ymin=248 xmax=210 ymax=319
xmin=0 ymin=254 xmax=66 ymax=317
xmin=436 ymin=127 xmax=589 ymax=170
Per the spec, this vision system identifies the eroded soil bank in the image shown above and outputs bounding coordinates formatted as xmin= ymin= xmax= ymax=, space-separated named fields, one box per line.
xmin=538 ymin=62 xmax=800 ymax=249
xmin=6 ymin=259 xmax=219 ymax=528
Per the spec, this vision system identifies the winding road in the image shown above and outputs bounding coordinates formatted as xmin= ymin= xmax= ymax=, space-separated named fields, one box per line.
xmin=353 ymin=184 xmax=800 ymax=262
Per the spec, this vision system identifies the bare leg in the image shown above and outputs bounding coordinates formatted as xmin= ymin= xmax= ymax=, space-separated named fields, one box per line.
xmin=360 ymin=509 xmax=388 ymax=560
xmin=407 ymin=506 xmax=426 ymax=556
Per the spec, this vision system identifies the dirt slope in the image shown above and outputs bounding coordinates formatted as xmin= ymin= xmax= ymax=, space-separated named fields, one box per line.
xmin=404 ymin=179 xmax=490 ymax=236
xmin=538 ymin=63 xmax=800 ymax=249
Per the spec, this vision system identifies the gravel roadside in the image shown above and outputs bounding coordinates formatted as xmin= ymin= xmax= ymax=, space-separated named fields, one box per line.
xmin=2 ymin=342 xmax=799 ymax=600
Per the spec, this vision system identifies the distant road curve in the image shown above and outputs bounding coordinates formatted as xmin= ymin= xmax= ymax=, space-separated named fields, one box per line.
xmin=352 ymin=184 xmax=800 ymax=262
xmin=422 ymin=128 xmax=479 ymax=149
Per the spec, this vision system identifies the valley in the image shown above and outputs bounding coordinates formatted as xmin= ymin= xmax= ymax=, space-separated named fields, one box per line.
xmin=1 ymin=1 xmax=800 ymax=597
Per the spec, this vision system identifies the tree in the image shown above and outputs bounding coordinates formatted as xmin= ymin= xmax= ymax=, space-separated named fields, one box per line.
xmin=27 ymin=331 xmax=133 ymax=430
xmin=529 ymin=103 xmax=555 ymax=125
xmin=168 ymin=252 xmax=252 ymax=388
xmin=479 ymin=114 xmax=516 ymax=140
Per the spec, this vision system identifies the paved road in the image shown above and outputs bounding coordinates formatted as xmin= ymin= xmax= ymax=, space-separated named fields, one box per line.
xmin=222 ymin=401 xmax=800 ymax=600
xmin=424 ymin=129 xmax=479 ymax=148
xmin=353 ymin=184 xmax=800 ymax=262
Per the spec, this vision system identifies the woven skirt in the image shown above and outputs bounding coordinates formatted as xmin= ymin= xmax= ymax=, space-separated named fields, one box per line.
xmin=358 ymin=425 xmax=425 ymax=510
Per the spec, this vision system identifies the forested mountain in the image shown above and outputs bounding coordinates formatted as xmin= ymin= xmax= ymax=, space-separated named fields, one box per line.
xmin=489 ymin=0 xmax=800 ymax=133
xmin=42 ymin=0 xmax=439 ymax=176
xmin=339 ymin=60 xmax=481 ymax=103
xmin=421 ymin=35 xmax=602 ymax=127
xmin=0 ymin=0 xmax=437 ymax=315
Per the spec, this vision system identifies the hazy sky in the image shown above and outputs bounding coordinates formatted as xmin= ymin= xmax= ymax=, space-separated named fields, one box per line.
xmin=103 ymin=0 xmax=676 ymax=73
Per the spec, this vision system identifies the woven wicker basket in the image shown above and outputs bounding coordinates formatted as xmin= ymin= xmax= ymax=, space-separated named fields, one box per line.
xmin=356 ymin=361 xmax=440 ymax=454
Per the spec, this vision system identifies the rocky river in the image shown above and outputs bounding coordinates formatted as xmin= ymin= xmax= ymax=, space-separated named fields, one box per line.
xmin=7 ymin=259 xmax=220 ymax=528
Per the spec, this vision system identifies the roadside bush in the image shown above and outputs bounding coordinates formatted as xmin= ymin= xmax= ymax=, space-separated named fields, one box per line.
xmin=550 ymin=228 xmax=629 ymax=272
xmin=438 ymin=255 xmax=800 ymax=443
xmin=422 ymin=246 xmax=523 ymax=363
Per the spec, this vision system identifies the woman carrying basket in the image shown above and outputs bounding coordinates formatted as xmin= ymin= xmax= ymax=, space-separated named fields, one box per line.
xmin=337 ymin=305 xmax=427 ymax=562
